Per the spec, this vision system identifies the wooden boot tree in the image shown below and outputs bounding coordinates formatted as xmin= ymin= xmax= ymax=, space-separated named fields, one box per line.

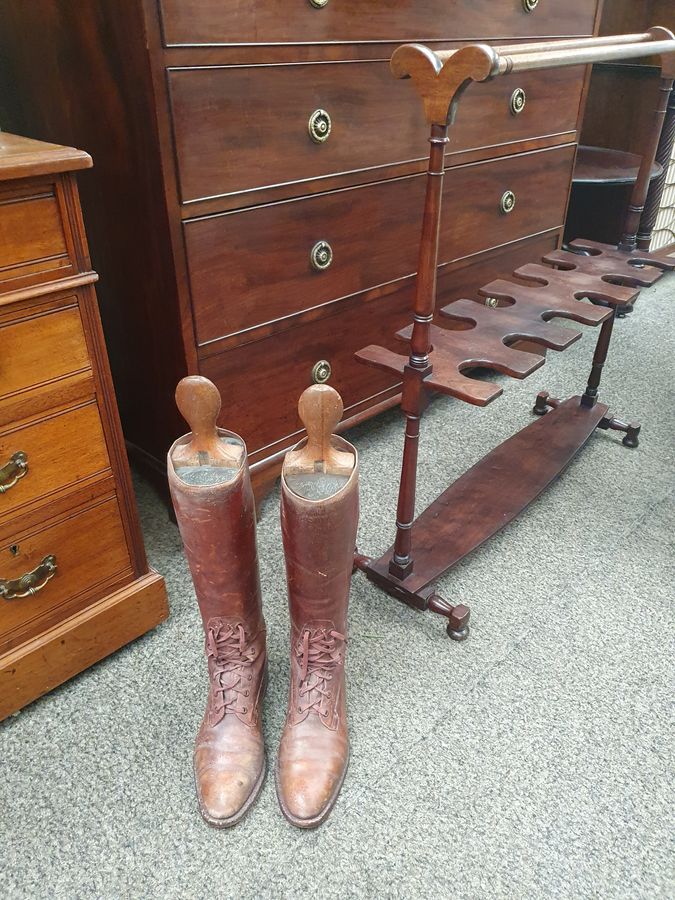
xmin=171 ymin=376 xmax=244 ymax=484
xmin=353 ymin=30 xmax=675 ymax=640
xmin=283 ymin=385 xmax=355 ymax=501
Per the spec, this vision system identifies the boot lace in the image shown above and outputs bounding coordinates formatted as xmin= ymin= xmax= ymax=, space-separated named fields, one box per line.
xmin=206 ymin=622 xmax=257 ymax=724
xmin=295 ymin=627 xmax=345 ymax=717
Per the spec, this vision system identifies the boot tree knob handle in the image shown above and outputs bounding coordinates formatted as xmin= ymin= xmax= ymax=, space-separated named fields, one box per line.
xmin=173 ymin=376 xmax=242 ymax=467
xmin=286 ymin=385 xmax=354 ymax=476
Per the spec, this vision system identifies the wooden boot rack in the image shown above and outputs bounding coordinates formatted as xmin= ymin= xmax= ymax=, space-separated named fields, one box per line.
xmin=353 ymin=29 xmax=675 ymax=640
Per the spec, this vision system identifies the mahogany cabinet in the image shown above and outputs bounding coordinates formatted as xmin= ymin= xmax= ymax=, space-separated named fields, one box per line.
xmin=0 ymin=133 xmax=168 ymax=719
xmin=0 ymin=0 xmax=603 ymax=503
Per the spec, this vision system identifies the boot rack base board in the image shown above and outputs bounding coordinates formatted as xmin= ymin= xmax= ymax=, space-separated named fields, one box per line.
xmin=354 ymin=394 xmax=610 ymax=640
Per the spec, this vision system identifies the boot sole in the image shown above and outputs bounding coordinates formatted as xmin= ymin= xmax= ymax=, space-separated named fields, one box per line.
xmin=274 ymin=751 xmax=350 ymax=830
xmin=195 ymin=758 xmax=266 ymax=829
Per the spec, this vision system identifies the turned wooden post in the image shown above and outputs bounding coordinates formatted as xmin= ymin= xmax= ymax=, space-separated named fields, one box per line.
xmin=582 ymin=312 xmax=616 ymax=408
xmin=638 ymin=83 xmax=675 ymax=250
xmin=620 ymin=75 xmax=675 ymax=251
xmin=390 ymin=124 xmax=448 ymax=580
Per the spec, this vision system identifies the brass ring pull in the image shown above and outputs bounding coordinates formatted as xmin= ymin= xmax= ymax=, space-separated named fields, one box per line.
xmin=0 ymin=451 xmax=28 ymax=493
xmin=522 ymin=0 xmax=539 ymax=11
xmin=500 ymin=191 xmax=516 ymax=214
xmin=0 ymin=554 xmax=57 ymax=600
xmin=308 ymin=0 xmax=330 ymax=7
xmin=510 ymin=88 xmax=526 ymax=116
xmin=308 ymin=109 xmax=332 ymax=144
xmin=310 ymin=240 xmax=333 ymax=271
xmin=312 ymin=360 xmax=332 ymax=384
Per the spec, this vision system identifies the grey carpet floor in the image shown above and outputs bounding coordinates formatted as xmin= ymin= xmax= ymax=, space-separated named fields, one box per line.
xmin=1 ymin=277 xmax=674 ymax=900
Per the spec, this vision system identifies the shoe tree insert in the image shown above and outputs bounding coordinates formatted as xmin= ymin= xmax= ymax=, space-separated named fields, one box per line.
xmin=283 ymin=385 xmax=354 ymax=501
xmin=172 ymin=376 xmax=244 ymax=485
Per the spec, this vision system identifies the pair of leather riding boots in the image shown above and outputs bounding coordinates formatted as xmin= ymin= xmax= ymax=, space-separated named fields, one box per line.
xmin=167 ymin=380 xmax=358 ymax=829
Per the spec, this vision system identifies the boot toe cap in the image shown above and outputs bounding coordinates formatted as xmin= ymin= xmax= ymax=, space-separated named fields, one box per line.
xmin=196 ymin=764 xmax=264 ymax=825
xmin=277 ymin=759 xmax=346 ymax=826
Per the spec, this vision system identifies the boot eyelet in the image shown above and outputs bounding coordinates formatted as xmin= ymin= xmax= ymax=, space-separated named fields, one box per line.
xmin=241 ymin=707 xmax=248 ymax=714
xmin=244 ymin=690 xmax=250 ymax=697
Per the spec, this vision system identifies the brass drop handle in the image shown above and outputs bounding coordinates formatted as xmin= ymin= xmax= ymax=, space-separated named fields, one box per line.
xmin=0 ymin=554 xmax=57 ymax=600
xmin=308 ymin=109 xmax=332 ymax=144
xmin=312 ymin=360 xmax=332 ymax=384
xmin=310 ymin=240 xmax=333 ymax=271
xmin=0 ymin=451 xmax=28 ymax=493
xmin=500 ymin=191 xmax=516 ymax=214
xmin=522 ymin=0 xmax=539 ymax=11
xmin=308 ymin=0 xmax=330 ymax=7
xmin=510 ymin=88 xmax=526 ymax=116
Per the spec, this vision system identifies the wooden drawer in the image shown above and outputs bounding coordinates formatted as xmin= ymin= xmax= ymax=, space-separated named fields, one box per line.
xmin=169 ymin=62 xmax=584 ymax=203
xmin=187 ymin=144 xmax=575 ymax=346
xmin=200 ymin=231 xmax=559 ymax=457
xmin=160 ymin=0 xmax=597 ymax=46
xmin=0 ymin=299 xmax=90 ymax=400
xmin=0 ymin=494 xmax=133 ymax=650
xmin=0 ymin=402 xmax=111 ymax=521
xmin=0 ymin=178 xmax=77 ymax=292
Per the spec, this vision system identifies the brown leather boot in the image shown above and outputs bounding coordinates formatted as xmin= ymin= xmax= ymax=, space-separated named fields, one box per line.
xmin=168 ymin=377 xmax=266 ymax=828
xmin=276 ymin=386 xmax=359 ymax=828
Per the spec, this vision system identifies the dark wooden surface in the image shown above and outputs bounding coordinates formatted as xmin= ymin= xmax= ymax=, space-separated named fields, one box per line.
xmin=573 ymin=146 xmax=662 ymax=184
xmin=364 ymin=396 xmax=609 ymax=596
xmin=0 ymin=134 xmax=168 ymax=718
xmin=188 ymin=145 xmax=575 ymax=349
xmin=169 ymin=62 xmax=584 ymax=204
xmin=0 ymin=0 xmax=602 ymax=505
xmin=158 ymin=0 xmax=598 ymax=46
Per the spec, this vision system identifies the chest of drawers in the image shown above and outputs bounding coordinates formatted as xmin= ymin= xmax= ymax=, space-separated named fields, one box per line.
xmin=0 ymin=0 xmax=603 ymax=503
xmin=0 ymin=133 xmax=168 ymax=719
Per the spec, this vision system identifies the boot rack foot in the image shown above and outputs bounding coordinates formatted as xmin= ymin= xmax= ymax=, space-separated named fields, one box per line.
xmin=532 ymin=391 xmax=562 ymax=416
xmin=598 ymin=413 xmax=641 ymax=448
xmin=354 ymin=552 xmax=471 ymax=641
xmin=427 ymin=593 xmax=471 ymax=641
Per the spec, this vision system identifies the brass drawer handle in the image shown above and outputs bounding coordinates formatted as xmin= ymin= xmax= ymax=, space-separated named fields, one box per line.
xmin=310 ymin=240 xmax=333 ymax=271
xmin=312 ymin=360 xmax=332 ymax=384
xmin=500 ymin=191 xmax=516 ymax=214
xmin=510 ymin=88 xmax=526 ymax=116
xmin=308 ymin=0 xmax=330 ymax=7
xmin=522 ymin=0 xmax=539 ymax=11
xmin=0 ymin=451 xmax=28 ymax=493
xmin=308 ymin=109 xmax=332 ymax=144
xmin=0 ymin=554 xmax=57 ymax=600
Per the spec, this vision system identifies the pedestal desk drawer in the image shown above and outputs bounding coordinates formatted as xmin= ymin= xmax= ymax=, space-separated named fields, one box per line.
xmin=0 ymin=495 xmax=132 ymax=649
xmin=0 ymin=178 xmax=76 ymax=292
xmin=160 ymin=0 xmax=597 ymax=46
xmin=187 ymin=144 xmax=575 ymax=346
xmin=0 ymin=301 xmax=90 ymax=400
xmin=169 ymin=63 xmax=584 ymax=202
xmin=0 ymin=403 xmax=110 ymax=521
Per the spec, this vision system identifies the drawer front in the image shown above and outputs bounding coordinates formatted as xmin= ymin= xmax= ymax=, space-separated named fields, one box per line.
xmin=0 ymin=403 xmax=111 ymax=520
xmin=200 ymin=231 xmax=559 ymax=456
xmin=160 ymin=0 xmax=598 ymax=46
xmin=0 ymin=179 xmax=76 ymax=292
xmin=0 ymin=495 xmax=132 ymax=646
xmin=187 ymin=144 xmax=575 ymax=345
xmin=169 ymin=62 xmax=584 ymax=202
xmin=0 ymin=302 xmax=91 ymax=400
